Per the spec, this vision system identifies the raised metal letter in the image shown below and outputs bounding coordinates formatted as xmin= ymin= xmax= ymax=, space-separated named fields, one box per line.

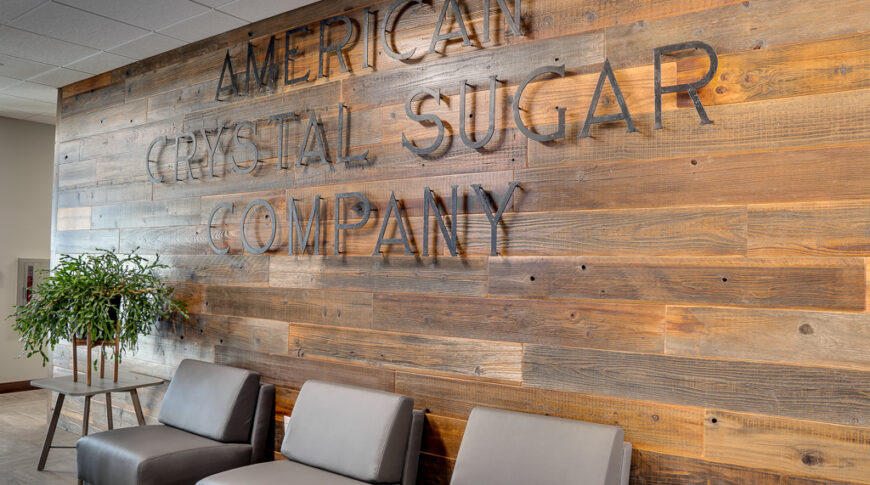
xmin=174 ymin=132 xmax=197 ymax=181
xmin=246 ymin=35 xmax=277 ymax=94
xmin=381 ymin=0 xmax=423 ymax=60
xmin=373 ymin=191 xmax=413 ymax=255
xmin=423 ymin=186 xmax=458 ymax=256
xmin=334 ymin=192 xmax=371 ymax=255
xmin=579 ymin=59 xmax=637 ymax=138
xmin=145 ymin=136 xmax=166 ymax=184
xmin=318 ymin=15 xmax=353 ymax=78
xmin=429 ymin=0 xmax=472 ymax=53
xmin=240 ymin=199 xmax=276 ymax=255
xmin=232 ymin=121 xmax=259 ymax=174
xmin=654 ymin=41 xmax=717 ymax=129
xmin=289 ymin=195 xmax=321 ymax=255
xmin=459 ymin=76 xmax=497 ymax=149
xmin=284 ymin=26 xmax=311 ymax=85
xmin=201 ymin=125 xmax=225 ymax=178
xmin=337 ymin=102 xmax=368 ymax=163
xmin=402 ymin=88 xmax=445 ymax=155
xmin=472 ymin=182 xmax=520 ymax=256
xmin=297 ymin=111 xmax=330 ymax=165
xmin=215 ymin=51 xmax=238 ymax=101
xmin=269 ymin=113 xmax=299 ymax=170
xmin=207 ymin=202 xmax=233 ymax=255
xmin=513 ymin=65 xmax=566 ymax=142
xmin=483 ymin=0 xmax=523 ymax=43
xmin=363 ymin=7 xmax=376 ymax=69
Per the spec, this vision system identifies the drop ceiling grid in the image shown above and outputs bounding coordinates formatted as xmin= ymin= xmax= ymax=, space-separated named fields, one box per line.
xmin=0 ymin=0 xmax=317 ymax=124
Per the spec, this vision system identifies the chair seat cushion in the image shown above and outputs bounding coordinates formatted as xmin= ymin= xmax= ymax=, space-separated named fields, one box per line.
xmin=197 ymin=460 xmax=392 ymax=485
xmin=77 ymin=425 xmax=252 ymax=485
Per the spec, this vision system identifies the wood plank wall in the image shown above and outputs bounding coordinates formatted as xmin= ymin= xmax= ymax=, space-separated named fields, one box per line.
xmin=50 ymin=0 xmax=870 ymax=482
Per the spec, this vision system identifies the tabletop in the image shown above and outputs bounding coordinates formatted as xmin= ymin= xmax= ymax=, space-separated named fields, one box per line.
xmin=30 ymin=373 xmax=164 ymax=396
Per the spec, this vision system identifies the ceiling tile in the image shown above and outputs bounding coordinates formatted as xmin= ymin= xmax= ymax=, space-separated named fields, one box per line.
xmin=0 ymin=92 xmax=55 ymax=111
xmin=108 ymin=32 xmax=185 ymax=60
xmin=191 ymin=0 xmax=234 ymax=7
xmin=0 ymin=26 xmax=98 ymax=65
xmin=0 ymin=53 xmax=53 ymax=80
xmin=10 ymin=2 xmax=148 ymax=50
xmin=0 ymin=80 xmax=57 ymax=103
xmin=0 ymin=0 xmax=46 ymax=24
xmin=216 ymin=0 xmax=310 ymax=23
xmin=65 ymin=51 xmax=134 ymax=74
xmin=159 ymin=10 xmax=246 ymax=43
xmin=0 ymin=74 xmax=21 ymax=89
xmin=28 ymin=67 xmax=90 ymax=87
xmin=61 ymin=0 xmax=209 ymax=31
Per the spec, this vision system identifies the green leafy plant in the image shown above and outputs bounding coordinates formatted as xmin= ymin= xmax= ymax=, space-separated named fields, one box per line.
xmin=10 ymin=249 xmax=187 ymax=366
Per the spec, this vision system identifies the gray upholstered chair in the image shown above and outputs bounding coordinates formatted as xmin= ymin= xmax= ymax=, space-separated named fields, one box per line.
xmin=196 ymin=380 xmax=424 ymax=485
xmin=76 ymin=359 xmax=275 ymax=485
xmin=450 ymin=407 xmax=632 ymax=485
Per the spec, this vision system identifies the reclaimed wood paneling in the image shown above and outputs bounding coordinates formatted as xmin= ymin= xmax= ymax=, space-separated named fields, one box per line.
xmin=52 ymin=0 xmax=870 ymax=481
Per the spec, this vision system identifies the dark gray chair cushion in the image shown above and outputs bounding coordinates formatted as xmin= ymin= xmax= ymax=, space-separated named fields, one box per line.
xmin=281 ymin=380 xmax=414 ymax=484
xmin=450 ymin=407 xmax=627 ymax=485
xmin=196 ymin=460 xmax=374 ymax=485
xmin=76 ymin=425 xmax=252 ymax=485
xmin=158 ymin=359 xmax=260 ymax=443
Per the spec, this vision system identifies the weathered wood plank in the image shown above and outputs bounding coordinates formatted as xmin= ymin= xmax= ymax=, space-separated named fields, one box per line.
xmin=527 ymin=87 xmax=870 ymax=167
xmin=705 ymin=410 xmax=870 ymax=484
xmin=677 ymin=31 xmax=870 ymax=108
xmin=489 ymin=256 xmax=866 ymax=311
xmin=517 ymin=144 xmax=870 ymax=211
xmin=57 ymin=160 xmax=96 ymax=188
xmin=157 ymin=254 xmax=269 ymax=285
xmin=523 ymin=345 xmax=870 ymax=426
xmin=373 ymin=293 xmax=665 ymax=352
xmin=748 ymin=201 xmax=870 ymax=256
xmin=57 ymin=180 xmax=152 ymax=209
xmin=204 ymin=285 xmax=372 ymax=328
xmin=666 ymin=306 xmax=870 ymax=370
xmin=91 ymin=198 xmax=201 ymax=229
xmin=54 ymin=229 xmax=119 ymax=254
xmin=172 ymin=313 xmax=290 ymax=355
xmin=214 ymin=345 xmax=395 ymax=391
xmin=395 ymin=372 xmax=704 ymax=457
xmin=57 ymin=99 xmax=148 ymax=142
xmin=56 ymin=207 xmax=91 ymax=231
xmin=289 ymin=323 xmax=523 ymax=382
xmin=270 ymin=255 xmax=489 ymax=297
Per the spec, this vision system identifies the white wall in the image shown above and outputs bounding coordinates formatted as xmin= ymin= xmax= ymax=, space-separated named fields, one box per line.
xmin=0 ymin=116 xmax=55 ymax=383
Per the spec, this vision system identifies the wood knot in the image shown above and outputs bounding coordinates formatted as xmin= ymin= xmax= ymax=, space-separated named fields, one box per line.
xmin=799 ymin=323 xmax=814 ymax=335
xmin=801 ymin=452 xmax=823 ymax=466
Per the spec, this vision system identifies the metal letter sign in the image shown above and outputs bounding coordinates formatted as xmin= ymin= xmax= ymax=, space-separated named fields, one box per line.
xmin=284 ymin=26 xmax=311 ymax=85
xmin=402 ymin=88 xmax=445 ymax=155
xmin=207 ymin=202 xmax=233 ymax=255
xmin=513 ymin=65 xmax=566 ymax=142
xmin=289 ymin=195 xmax=321 ymax=255
xmin=319 ymin=15 xmax=353 ymax=78
xmin=334 ymin=192 xmax=371 ymax=254
xmin=337 ymin=103 xmax=368 ymax=163
xmin=483 ymin=0 xmax=523 ymax=43
xmin=240 ymin=199 xmax=277 ymax=255
xmin=472 ymin=182 xmax=520 ymax=256
xmin=460 ymin=76 xmax=498 ymax=149
xmin=215 ymin=51 xmax=238 ymax=101
xmin=145 ymin=136 xmax=165 ymax=183
xmin=175 ymin=132 xmax=197 ymax=181
xmin=232 ymin=121 xmax=259 ymax=174
xmin=246 ymin=36 xmax=277 ymax=94
xmin=269 ymin=113 xmax=300 ymax=170
xmin=654 ymin=41 xmax=718 ymax=129
xmin=429 ymin=0 xmax=472 ymax=53
xmin=579 ymin=59 xmax=637 ymax=138
xmin=373 ymin=191 xmax=414 ymax=255
xmin=297 ymin=111 xmax=330 ymax=165
xmin=382 ymin=0 xmax=423 ymax=60
xmin=200 ymin=125 xmax=225 ymax=178
xmin=423 ymin=186 xmax=458 ymax=256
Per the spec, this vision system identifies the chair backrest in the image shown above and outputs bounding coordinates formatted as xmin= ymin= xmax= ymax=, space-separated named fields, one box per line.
xmin=450 ymin=407 xmax=626 ymax=485
xmin=281 ymin=380 xmax=414 ymax=484
xmin=158 ymin=359 xmax=261 ymax=443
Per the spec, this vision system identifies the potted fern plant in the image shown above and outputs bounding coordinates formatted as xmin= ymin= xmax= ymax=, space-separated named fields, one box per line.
xmin=10 ymin=249 xmax=187 ymax=384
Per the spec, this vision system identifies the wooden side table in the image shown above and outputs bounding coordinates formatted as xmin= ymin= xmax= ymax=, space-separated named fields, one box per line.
xmin=30 ymin=373 xmax=164 ymax=471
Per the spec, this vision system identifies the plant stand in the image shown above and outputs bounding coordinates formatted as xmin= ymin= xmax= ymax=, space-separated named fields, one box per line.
xmin=72 ymin=321 xmax=120 ymax=386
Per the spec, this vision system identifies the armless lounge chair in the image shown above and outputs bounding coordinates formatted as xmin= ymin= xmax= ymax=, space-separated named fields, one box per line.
xmin=450 ymin=407 xmax=632 ymax=485
xmin=196 ymin=380 xmax=424 ymax=485
xmin=76 ymin=359 xmax=275 ymax=485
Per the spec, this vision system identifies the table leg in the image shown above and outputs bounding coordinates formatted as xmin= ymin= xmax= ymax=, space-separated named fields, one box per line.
xmin=105 ymin=393 xmax=113 ymax=430
xmin=130 ymin=389 xmax=145 ymax=426
xmin=37 ymin=393 xmax=64 ymax=471
xmin=82 ymin=396 xmax=92 ymax=437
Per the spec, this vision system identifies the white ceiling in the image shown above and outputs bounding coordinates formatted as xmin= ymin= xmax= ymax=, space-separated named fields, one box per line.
xmin=0 ymin=0 xmax=318 ymax=125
